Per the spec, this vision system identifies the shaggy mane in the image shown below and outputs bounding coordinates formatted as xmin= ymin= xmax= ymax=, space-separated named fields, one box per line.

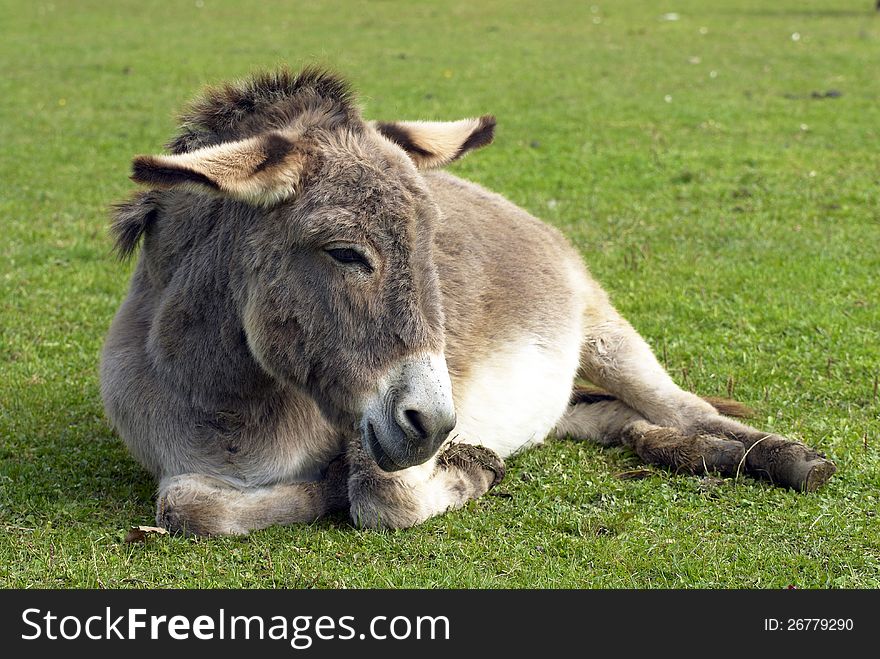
xmin=167 ymin=67 xmax=358 ymax=154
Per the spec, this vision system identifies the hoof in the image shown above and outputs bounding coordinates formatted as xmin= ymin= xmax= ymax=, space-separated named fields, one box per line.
xmin=155 ymin=474 xmax=244 ymax=536
xmin=799 ymin=457 xmax=837 ymax=493
xmin=439 ymin=443 xmax=506 ymax=489
xmin=156 ymin=492 xmax=209 ymax=536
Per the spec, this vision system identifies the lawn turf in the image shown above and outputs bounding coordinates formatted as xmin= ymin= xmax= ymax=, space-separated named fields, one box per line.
xmin=1 ymin=0 xmax=878 ymax=588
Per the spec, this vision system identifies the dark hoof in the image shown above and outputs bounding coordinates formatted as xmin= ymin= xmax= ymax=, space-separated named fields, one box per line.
xmin=799 ymin=457 xmax=837 ymax=493
xmin=156 ymin=498 xmax=185 ymax=535
xmin=156 ymin=497 xmax=203 ymax=536
xmin=439 ymin=443 xmax=506 ymax=488
xmin=743 ymin=438 xmax=837 ymax=492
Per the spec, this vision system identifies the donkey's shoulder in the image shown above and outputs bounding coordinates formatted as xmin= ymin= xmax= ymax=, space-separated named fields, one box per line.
xmin=423 ymin=170 xmax=579 ymax=254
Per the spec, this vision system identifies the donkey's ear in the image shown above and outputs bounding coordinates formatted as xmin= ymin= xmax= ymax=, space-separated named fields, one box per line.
xmin=373 ymin=115 xmax=495 ymax=169
xmin=130 ymin=132 xmax=307 ymax=207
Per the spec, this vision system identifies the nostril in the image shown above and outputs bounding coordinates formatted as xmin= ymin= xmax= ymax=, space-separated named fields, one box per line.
xmin=404 ymin=409 xmax=429 ymax=440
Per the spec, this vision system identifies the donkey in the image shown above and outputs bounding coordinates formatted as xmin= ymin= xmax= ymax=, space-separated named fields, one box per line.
xmin=101 ymin=69 xmax=835 ymax=535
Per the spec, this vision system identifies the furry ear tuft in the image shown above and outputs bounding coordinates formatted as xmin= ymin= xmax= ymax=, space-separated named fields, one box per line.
xmin=373 ymin=115 xmax=496 ymax=169
xmin=110 ymin=192 xmax=160 ymax=259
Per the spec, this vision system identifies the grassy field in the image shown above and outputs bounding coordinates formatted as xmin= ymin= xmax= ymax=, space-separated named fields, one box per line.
xmin=1 ymin=0 xmax=878 ymax=588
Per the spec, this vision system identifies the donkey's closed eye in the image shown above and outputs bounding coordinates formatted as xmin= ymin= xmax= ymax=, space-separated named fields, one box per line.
xmin=326 ymin=247 xmax=373 ymax=272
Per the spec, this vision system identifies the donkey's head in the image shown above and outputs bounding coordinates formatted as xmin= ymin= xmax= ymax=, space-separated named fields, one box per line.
xmin=125 ymin=69 xmax=494 ymax=471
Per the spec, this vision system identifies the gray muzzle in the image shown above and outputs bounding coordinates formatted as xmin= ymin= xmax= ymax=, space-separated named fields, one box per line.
xmin=361 ymin=353 xmax=456 ymax=471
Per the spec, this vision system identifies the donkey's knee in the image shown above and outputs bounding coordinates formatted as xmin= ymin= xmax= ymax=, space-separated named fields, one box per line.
xmin=579 ymin=314 xmax=719 ymax=429
xmin=157 ymin=473 xmax=246 ymax=536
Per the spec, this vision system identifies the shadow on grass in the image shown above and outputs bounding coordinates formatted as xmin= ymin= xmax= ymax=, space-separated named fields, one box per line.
xmin=0 ymin=397 xmax=156 ymax=528
xmin=3 ymin=390 xmax=370 ymax=534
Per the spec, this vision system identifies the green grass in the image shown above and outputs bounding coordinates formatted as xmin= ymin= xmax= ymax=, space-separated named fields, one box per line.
xmin=1 ymin=0 xmax=878 ymax=588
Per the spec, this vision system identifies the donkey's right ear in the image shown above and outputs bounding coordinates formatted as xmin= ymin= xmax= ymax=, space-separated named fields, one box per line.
xmin=130 ymin=132 xmax=308 ymax=207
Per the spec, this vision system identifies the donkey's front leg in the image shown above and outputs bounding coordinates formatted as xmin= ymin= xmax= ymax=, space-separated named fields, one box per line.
xmin=579 ymin=306 xmax=835 ymax=491
xmin=157 ymin=456 xmax=349 ymax=536
xmin=347 ymin=438 xmax=505 ymax=529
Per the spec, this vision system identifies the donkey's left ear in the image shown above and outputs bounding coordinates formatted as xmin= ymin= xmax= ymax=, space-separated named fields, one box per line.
xmin=373 ymin=115 xmax=495 ymax=169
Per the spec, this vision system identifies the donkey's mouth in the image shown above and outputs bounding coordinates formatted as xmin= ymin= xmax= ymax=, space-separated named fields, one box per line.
xmin=363 ymin=421 xmax=408 ymax=472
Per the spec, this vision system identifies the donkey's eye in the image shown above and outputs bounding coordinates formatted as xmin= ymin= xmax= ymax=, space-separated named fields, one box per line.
xmin=326 ymin=247 xmax=373 ymax=272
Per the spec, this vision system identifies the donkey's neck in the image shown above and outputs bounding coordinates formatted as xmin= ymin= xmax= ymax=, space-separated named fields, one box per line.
xmin=139 ymin=195 xmax=276 ymax=411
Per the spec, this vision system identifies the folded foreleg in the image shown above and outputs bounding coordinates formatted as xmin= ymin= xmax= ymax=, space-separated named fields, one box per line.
xmin=347 ymin=438 xmax=504 ymax=529
xmin=156 ymin=456 xmax=349 ymax=536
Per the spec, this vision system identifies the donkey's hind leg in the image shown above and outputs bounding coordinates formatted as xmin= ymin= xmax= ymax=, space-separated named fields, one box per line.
xmin=156 ymin=456 xmax=349 ymax=536
xmin=577 ymin=307 xmax=835 ymax=491
xmin=347 ymin=438 xmax=504 ymax=529
xmin=555 ymin=397 xmax=745 ymax=475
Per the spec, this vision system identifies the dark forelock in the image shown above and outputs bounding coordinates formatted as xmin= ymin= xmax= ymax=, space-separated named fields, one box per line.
xmin=166 ymin=67 xmax=359 ymax=154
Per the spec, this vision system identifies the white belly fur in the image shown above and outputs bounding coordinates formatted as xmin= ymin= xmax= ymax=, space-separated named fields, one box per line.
xmin=451 ymin=329 xmax=583 ymax=458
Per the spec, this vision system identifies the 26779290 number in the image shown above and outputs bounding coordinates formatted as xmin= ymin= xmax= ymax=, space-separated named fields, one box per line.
xmin=764 ymin=619 xmax=853 ymax=631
